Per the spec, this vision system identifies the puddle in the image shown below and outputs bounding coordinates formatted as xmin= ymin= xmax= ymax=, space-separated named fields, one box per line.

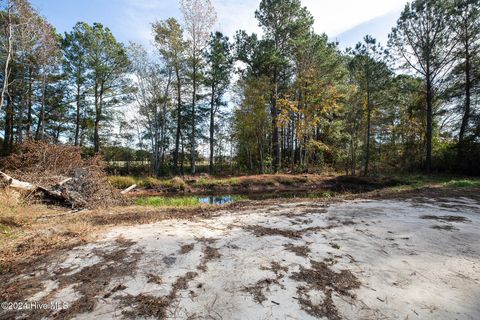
xmin=198 ymin=195 xmax=242 ymax=205
xmin=136 ymin=192 xmax=331 ymax=206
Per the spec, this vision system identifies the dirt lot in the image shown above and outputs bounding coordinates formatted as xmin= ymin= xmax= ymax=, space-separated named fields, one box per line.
xmin=1 ymin=190 xmax=479 ymax=319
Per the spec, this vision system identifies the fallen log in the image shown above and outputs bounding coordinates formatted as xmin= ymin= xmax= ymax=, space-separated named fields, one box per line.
xmin=0 ymin=170 xmax=72 ymax=206
xmin=0 ymin=171 xmax=36 ymax=191
xmin=121 ymin=184 xmax=137 ymax=194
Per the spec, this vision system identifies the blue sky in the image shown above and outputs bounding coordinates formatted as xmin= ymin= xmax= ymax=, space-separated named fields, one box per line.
xmin=30 ymin=0 xmax=408 ymax=50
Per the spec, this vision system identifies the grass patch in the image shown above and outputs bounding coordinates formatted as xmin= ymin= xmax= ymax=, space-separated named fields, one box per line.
xmin=134 ymin=196 xmax=201 ymax=207
xmin=108 ymin=176 xmax=137 ymax=189
xmin=445 ymin=179 xmax=480 ymax=188
xmin=385 ymin=174 xmax=480 ymax=190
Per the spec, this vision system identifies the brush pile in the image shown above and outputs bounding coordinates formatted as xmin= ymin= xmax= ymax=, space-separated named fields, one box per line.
xmin=0 ymin=141 xmax=126 ymax=209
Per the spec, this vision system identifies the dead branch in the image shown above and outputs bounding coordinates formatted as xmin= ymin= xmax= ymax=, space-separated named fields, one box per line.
xmin=121 ymin=184 xmax=137 ymax=194
xmin=0 ymin=170 xmax=36 ymax=191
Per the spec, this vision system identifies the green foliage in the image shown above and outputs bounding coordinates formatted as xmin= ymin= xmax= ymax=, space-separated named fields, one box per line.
xmin=322 ymin=192 xmax=332 ymax=199
xmin=233 ymin=76 xmax=272 ymax=173
xmin=445 ymin=179 xmax=480 ymax=188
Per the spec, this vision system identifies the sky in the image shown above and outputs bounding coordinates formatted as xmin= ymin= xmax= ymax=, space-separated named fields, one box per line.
xmin=30 ymin=0 xmax=409 ymax=50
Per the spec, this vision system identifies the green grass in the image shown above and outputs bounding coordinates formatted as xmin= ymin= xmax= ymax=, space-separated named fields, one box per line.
xmin=134 ymin=196 xmax=201 ymax=207
xmin=444 ymin=179 xmax=480 ymax=188
xmin=322 ymin=191 xmax=332 ymax=199
xmin=387 ymin=174 xmax=480 ymax=189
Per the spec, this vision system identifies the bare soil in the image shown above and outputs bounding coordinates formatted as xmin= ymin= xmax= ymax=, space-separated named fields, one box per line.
xmin=1 ymin=186 xmax=479 ymax=319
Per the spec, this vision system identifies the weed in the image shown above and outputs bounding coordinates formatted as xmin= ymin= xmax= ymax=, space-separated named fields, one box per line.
xmin=108 ymin=176 xmax=137 ymax=189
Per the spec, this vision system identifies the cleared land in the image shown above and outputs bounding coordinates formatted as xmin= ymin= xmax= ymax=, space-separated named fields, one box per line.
xmin=1 ymin=188 xmax=479 ymax=319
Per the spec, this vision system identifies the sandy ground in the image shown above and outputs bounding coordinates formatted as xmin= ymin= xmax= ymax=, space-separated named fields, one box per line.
xmin=4 ymin=196 xmax=480 ymax=319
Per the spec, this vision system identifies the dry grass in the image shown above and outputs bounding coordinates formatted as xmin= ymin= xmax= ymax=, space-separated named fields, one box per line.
xmin=1 ymin=141 xmax=91 ymax=187
xmin=420 ymin=215 xmax=470 ymax=223
xmin=179 ymin=243 xmax=195 ymax=254
xmin=243 ymin=225 xmax=303 ymax=239
xmin=0 ymin=194 xmax=98 ymax=274
xmin=291 ymin=260 xmax=361 ymax=320
xmin=112 ymin=174 xmax=331 ymax=193
xmin=284 ymin=243 xmax=311 ymax=257
xmin=1 ymin=141 xmax=125 ymax=209
xmin=1 ymin=175 xmax=477 ymax=313
xmin=243 ymin=278 xmax=280 ymax=304
xmin=196 ymin=238 xmax=221 ymax=272
xmin=0 ymin=195 xmax=248 ymax=277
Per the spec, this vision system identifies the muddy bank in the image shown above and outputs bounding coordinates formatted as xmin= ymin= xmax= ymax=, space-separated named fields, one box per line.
xmin=3 ymin=195 xmax=479 ymax=319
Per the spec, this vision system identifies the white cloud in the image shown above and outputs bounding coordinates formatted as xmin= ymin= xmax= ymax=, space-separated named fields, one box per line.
xmin=302 ymin=0 xmax=407 ymax=36
xmin=106 ymin=0 xmax=409 ymax=49
xmin=214 ymin=0 xmax=407 ymax=39
xmin=214 ymin=0 xmax=261 ymax=38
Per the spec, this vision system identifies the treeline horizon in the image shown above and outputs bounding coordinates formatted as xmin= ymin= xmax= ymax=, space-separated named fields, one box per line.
xmin=0 ymin=0 xmax=479 ymax=176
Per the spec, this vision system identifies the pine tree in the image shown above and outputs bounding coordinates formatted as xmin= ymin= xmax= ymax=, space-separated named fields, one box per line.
xmin=389 ymin=0 xmax=457 ymax=173
xmin=204 ymin=31 xmax=232 ymax=174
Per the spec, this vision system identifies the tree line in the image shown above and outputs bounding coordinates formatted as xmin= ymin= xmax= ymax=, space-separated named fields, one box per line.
xmin=0 ymin=0 xmax=479 ymax=176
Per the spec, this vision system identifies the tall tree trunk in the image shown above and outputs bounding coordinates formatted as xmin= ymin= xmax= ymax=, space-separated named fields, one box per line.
xmin=364 ymin=89 xmax=372 ymax=176
xmin=190 ymin=51 xmax=197 ymax=174
xmin=74 ymin=80 xmax=81 ymax=146
xmin=0 ymin=9 xmax=12 ymax=112
xmin=351 ymin=135 xmax=356 ymax=176
xmin=457 ymin=44 xmax=471 ymax=169
xmin=55 ymin=124 xmax=62 ymax=142
xmin=160 ymin=105 xmax=167 ymax=173
xmin=93 ymin=80 xmax=102 ymax=153
xmin=3 ymin=96 xmax=13 ymax=155
xmin=18 ymin=88 xmax=24 ymax=144
xmin=209 ymin=84 xmax=215 ymax=175
xmin=290 ymin=115 xmax=295 ymax=172
xmin=425 ymin=73 xmax=433 ymax=174
xmin=36 ymin=75 xmax=47 ymax=140
xmin=173 ymin=67 xmax=182 ymax=174
xmin=26 ymin=67 xmax=33 ymax=138
xmin=271 ymin=69 xmax=280 ymax=172
xmin=180 ymin=133 xmax=185 ymax=176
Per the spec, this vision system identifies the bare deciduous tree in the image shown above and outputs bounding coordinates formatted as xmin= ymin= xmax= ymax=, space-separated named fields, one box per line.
xmin=180 ymin=0 xmax=217 ymax=174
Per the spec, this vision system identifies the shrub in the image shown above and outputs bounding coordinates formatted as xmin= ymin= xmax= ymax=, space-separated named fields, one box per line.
xmin=108 ymin=176 xmax=137 ymax=189
xmin=1 ymin=141 xmax=125 ymax=209
xmin=137 ymin=177 xmax=163 ymax=188
xmin=163 ymin=177 xmax=186 ymax=191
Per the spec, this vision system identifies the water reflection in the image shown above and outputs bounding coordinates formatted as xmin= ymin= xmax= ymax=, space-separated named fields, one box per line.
xmin=198 ymin=195 xmax=239 ymax=205
xmin=137 ymin=191 xmax=328 ymax=206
